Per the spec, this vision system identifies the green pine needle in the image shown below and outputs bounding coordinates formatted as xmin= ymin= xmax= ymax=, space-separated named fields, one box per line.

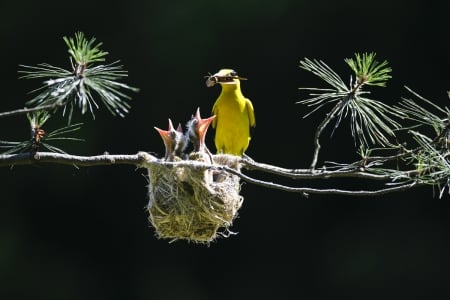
xmin=298 ymin=53 xmax=400 ymax=149
xmin=408 ymin=130 xmax=450 ymax=197
xmin=19 ymin=32 xmax=139 ymax=123
xmin=344 ymin=52 xmax=392 ymax=87
xmin=339 ymin=95 xmax=400 ymax=146
xmin=63 ymin=31 xmax=108 ymax=66
xmin=0 ymin=111 xmax=83 ymax=155
xmin=395 ymin=86 xmax=448 ymax=136
xmin=300 ymin=58 xmax=348 ymax=91
xmin=27 ymin=110 xmax=50 ymax=128
xmin=0 ymin=140 xmax=31 ymax=155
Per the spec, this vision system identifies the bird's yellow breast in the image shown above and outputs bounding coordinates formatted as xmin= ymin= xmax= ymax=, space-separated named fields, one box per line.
xmin=212 ymin=88 xmax=255 ymax=155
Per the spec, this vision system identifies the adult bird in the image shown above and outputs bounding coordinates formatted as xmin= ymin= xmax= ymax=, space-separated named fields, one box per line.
xmin=154 ymin=119 xmax=187 ymax=161
xmin=206 ymin=69 xmax=255 ymax=156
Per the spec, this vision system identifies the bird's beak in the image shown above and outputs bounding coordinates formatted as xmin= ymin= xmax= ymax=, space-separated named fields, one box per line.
xmin=154 ymin=119 xmax=175 ymax=145
xmin=167 ymin=118 xmax=175 ymax=131
xmin=176 ymin=123 xmax=183 ymax=133
xmin=205 ymin=72 xmax=247 ymax=87
xmin=197 ymin=115 xmax=216 ymax=137
xmin=154 ymin=127 xmax=170 ymax=142
xmin=193 ymin=107 xmax=216 ymax=140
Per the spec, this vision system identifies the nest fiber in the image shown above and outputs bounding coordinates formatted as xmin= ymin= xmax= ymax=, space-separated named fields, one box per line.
xmin=146 ymin=154 xmax=243 ymax=243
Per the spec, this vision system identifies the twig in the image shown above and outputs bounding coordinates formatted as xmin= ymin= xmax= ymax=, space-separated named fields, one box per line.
xmin=234 ymin=173 xmax=419 ymax=196
xmin=0 ymin=151 xmax=421 ymax=196
xmin=0 ymin=104 xmax=62 ymax=119
xmin=310 ymin=101 xmax=342 ymax=169
xmin=240 ymin=157 xmax=391 ymax=180
xmin=205 ymin=160 xmax=418 ymax=196
xmin=0 ymin=151 xmax=154 ymax=167
xmin=0 ymin=151 xmax=392 ymax=180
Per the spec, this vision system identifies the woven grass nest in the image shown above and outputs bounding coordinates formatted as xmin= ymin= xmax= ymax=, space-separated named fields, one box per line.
xmin=146 ymin=153 xmax=243 ymax=244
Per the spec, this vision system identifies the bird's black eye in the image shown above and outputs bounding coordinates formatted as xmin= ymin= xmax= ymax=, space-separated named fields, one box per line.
xmin=229 ymin=71 xmax=238 ymax=77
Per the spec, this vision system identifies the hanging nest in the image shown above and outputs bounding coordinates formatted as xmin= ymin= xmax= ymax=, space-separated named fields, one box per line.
xmin=146 ymin=153 xmax=243 ymax=244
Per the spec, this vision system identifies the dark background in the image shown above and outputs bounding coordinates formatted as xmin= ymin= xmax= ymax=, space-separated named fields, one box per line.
xmin=1 ymin=0 xmax=450 ymax=299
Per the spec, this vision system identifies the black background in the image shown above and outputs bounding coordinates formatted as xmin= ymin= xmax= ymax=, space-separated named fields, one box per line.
xmin=1 ymin=0 xmax=450 ymax=299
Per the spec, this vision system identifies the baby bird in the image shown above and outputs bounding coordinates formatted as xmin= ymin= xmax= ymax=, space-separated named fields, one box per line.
xmin=185 ymin=107 xmax=215 ymax=153
xmin=185 ymin=108 xmax=215 ymax=164
xmin=154 ymin=118 xmax=187 ymax=161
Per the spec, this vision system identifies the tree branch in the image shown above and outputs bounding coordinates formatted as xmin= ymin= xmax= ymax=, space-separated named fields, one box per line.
xmin=310 ymin=101 xmax=342 ymax=169
xmin=0 ymin=151 xmax=422 ymax=196
xmin=235 ymin=174 xmax=420 ymax=196
xmin=241 ymin=157 xmax=392 ymax=180
xmin=0 ymin=103 xmax=62 ymax=119
xmin=0 ymin=151 xmax=154 ymax=167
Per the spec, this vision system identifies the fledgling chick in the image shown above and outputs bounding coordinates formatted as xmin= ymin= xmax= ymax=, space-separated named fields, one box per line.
xmin=174 ymin=123 xmax=188 ymax=159
xmin=185 ymin=107 xmax=215 ymax=155
xmin=154 ymin=118 xmax=187 ymax=161
xmin=185 ymin=107 xmax=215 ymax=169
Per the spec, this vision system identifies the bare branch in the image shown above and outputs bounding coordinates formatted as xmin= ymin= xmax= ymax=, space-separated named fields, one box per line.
xmin=236 ymin=175 xmax=420 ymax=196
xmin=0 ymin=104 xmax=62 ymax=119
xmin=0 ymin=151 xmax=155 ymax=167
xmin=0 ymin=151 xmax=422 ymax=196
xmin=310 ymin=101 xmax=342 ymax=169
xmin=157 ymin=158 xmax=420 ymax=196
xmin=0 ymin=151 xmax=393 ymax=180
xmin=241 ymin=157 xmax=392 ymax=180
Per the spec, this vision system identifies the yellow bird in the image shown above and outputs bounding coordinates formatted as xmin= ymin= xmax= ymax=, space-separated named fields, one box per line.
xmin=206 ymin=69 xmax=255 ymax=156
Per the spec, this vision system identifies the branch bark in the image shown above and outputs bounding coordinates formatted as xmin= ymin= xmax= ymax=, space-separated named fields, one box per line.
xmin=0 ymin=151 xmax=153 ymax=167
xmin=0 ymin=104 xmax=62 ymax=119
xmin=0 ymin=151 xmax=422 ymax=196
xmin=241 ymin=157 xmax=392 ymax=180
